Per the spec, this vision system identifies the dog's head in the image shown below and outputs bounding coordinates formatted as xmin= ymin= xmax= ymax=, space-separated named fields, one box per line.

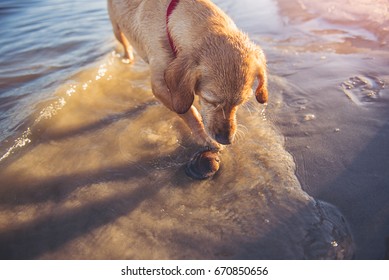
xmin=164 ymin=33 xmax=268 ymax=145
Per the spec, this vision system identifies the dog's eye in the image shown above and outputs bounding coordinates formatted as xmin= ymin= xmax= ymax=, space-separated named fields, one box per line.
xmin=203 ymin=99 xmax=219 ymax=109
xmin=201 ymin=94 xmax=210 ymax=102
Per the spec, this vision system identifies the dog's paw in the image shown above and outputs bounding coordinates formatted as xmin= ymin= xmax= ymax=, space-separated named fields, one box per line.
xmin=185 ymin=150 xmax=220 ymax=180
xmin=203 ymin=137 xmax=224 ymax=152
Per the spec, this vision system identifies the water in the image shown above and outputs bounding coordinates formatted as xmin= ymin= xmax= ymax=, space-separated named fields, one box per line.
xmin=0 ymin=0 xmax=388 ymax=259
xmin=0 ymin=0 xmax=112 ymax=143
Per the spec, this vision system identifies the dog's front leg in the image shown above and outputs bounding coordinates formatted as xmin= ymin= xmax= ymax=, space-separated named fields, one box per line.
xmin=178 ymin=106 xmax=222 ymax=150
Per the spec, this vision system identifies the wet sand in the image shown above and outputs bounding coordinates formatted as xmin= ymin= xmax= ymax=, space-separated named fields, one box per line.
xmin=272 ymin=0 xmax=389 ymax=259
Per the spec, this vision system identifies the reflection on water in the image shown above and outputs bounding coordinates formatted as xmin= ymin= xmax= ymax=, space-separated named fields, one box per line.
xmin=1 ymin=0 xmax=389 ymax=259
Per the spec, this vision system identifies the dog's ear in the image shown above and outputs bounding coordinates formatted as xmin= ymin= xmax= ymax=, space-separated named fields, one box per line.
xmin=164 ymin=55 xmax=200 ymax=114
xmin=254 ymin=49 xmax=268 ymax=104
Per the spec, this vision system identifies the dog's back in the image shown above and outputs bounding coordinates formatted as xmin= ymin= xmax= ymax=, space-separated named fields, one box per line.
xmin=108 ymin=0 xmax=242 ymax=62
xmin=108 ymin=0 xmax=171 ymax=62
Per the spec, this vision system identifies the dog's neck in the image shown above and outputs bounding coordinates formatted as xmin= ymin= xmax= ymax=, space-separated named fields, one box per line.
xmin=166 ymin=0 xmax=180 ymax=57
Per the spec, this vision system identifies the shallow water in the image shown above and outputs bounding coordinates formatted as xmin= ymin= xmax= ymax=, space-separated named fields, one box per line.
xmin=0 ymin=0 xmax=388 ymax=259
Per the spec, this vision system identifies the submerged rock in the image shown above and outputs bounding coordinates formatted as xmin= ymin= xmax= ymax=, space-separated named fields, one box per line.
xmin=185 ymin=150 xmax=220 ymax=180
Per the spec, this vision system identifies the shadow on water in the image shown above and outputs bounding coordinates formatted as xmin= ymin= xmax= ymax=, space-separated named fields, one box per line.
xmin=0 ymin=99 xmax=157 ymax=169
xmin=0 ymin=100 xmax=197 ymax=259
xmin=0 ymin=162 xmax=171 ymax=259
xmin=0 ymin=100 xmax=162 ymax=208
xmin=0 ymin=155 xmax=353 ymax=259
xmin=0 ymin=151 xmax=183 ymax=207
xmin=41 ymin=101 xmax=160 ymax=142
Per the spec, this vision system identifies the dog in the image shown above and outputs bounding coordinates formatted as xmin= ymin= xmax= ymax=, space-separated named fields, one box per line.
xmin=108 ymin=0 xmax=268 ymax=150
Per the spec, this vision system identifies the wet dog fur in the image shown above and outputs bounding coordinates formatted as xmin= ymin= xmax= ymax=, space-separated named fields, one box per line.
xmin=107 ymin=0 xmax=268 ymax=149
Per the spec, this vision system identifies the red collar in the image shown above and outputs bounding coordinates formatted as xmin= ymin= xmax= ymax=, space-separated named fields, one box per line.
xmin=166 ymin=0 xmax=180 ymax=57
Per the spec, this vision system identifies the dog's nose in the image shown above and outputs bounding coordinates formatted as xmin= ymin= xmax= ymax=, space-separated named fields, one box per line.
xmin=215 ymin=132 xmax=232 ymax=145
